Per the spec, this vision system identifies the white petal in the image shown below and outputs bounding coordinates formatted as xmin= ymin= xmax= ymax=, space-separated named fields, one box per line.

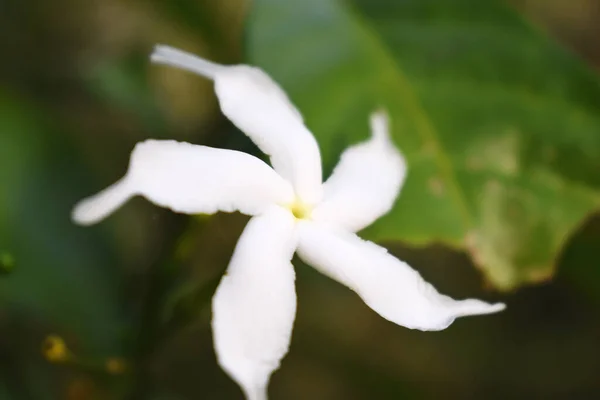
xmin=311 ymin=110 xmax=406 ymax=232
xmin=212 ymin=206 xmax=298 ymax=400
xmin=151 ymin=45 xmax=323 ymax=205
xmin=72 ymin=140 xmax=293 ymax=225
xmin=297 ymin=222 xmax=505 ymax=331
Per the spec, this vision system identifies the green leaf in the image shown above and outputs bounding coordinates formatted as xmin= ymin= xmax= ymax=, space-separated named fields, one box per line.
xmin=246 ymin=0 xmax=600 ymax=289
xmin=0 ymin=91 xmax=124 ymax=353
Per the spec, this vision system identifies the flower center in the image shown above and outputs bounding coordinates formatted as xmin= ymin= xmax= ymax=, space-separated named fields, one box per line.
xmin=289 ymin=200 xmax=312 ymax=220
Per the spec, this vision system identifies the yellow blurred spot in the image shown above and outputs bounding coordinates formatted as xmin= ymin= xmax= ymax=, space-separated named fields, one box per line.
xmin=42 ymin=335 xmax=70 ymax=363
xmin=105 ymin=358 xmax=127 ymax=374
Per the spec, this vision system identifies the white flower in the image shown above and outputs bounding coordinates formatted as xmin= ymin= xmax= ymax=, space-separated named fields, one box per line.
xmin=72 ymin=45 xmax=505 ymax=400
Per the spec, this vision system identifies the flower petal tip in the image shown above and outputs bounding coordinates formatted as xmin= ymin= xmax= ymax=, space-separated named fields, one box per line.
xmin=369 ymin=109 xmax=390 ymax=141
xmin=242 ymin=385 xmax=268 ymax=400
xmin=71 ymin=200 xmax=95 ymax=226
xmin=457 ymin=299 xmax=506 ymax=317
xmin=371 ymin=108 xmax=389 ymax=120
xmin=149 ymin=44 xmax=224 ymax=79
xmin=149 ymin=44 xmax=169 ymax=63
xmin=71 ymin=179 xmax=133 ymax=226
xmin=488 ymin=302 xmax=507 ymax=313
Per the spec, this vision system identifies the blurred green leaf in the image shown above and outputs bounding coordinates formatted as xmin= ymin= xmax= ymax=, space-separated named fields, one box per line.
xmin=149 ymin=0 xmax=247 ymax=62
xmin=247 ymin=0 xmax=600 ymax=289
xmin=86 ymin=54 xmax=166 ymax=136
xmin=0 ymin=90 xmax=124 ymax=354
xmin=0 ymin=251 xmax=15 ymax=275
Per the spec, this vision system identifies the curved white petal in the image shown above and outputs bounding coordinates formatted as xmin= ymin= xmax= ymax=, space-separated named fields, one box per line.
xmin=212 ymin=206 xmax=298 ymax=400
xmin=151 ymin=45 xmax=323 ymax=205
xmin=72 ymin=140 xmax=294 ymax=225
xmin=297 ymin=222 xmax=505 ymax=331
xmin=311 ymin=111 xmax=406 ymax=232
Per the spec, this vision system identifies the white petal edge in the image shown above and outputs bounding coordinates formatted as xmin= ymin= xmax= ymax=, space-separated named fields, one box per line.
xmin=151 ymin=45 xmax=323 ymax=205
xmin=72 ymin=140 xmax=294 ymax=225
xmin=212 ymin=206 xmax=298 ymax=400
xmin=311 ymin=110 xmax=406 ymax=232
xmin=297 ymin=222 xmax=505 ymax=331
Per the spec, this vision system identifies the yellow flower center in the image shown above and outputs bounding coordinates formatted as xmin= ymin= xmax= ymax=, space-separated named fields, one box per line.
xmin=289 ymin=200 xmax=312 ymax=220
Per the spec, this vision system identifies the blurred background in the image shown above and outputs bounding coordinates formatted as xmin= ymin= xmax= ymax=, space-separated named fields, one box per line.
xmin=1 ymin=0 xmax=600 ymax=399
